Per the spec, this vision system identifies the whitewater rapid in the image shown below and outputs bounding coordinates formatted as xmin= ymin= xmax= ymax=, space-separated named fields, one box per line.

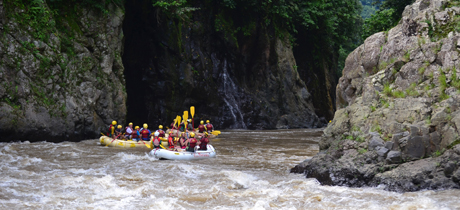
xmin=0 ymin=129 xmax=459 ymax=209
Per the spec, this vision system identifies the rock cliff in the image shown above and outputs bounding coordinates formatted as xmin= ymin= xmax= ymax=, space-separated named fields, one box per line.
xmin=292 ymin=0 xmax=460 ymax=191
xmin=0 ymin=1 xmax=126 ymax=141
xmin=122 ymin=0 xmax=325 ymax=129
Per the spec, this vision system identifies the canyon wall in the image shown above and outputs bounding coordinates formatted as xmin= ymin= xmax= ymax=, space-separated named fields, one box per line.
xmin=292 ymin=0 xmax=460 ymax=191
xmin=0 ymin=1 xmax=126 ymax=141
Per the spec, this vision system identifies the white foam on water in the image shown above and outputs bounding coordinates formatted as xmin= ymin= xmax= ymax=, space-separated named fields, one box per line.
xmin=2 ymin=131 xmax=460 ymax=209
xmin=220 ymin=170 xmax=257 ymax=189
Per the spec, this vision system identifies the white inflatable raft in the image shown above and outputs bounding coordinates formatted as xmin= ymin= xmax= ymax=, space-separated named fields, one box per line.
xmin=150 ymin=145 xmax=217 ymax=160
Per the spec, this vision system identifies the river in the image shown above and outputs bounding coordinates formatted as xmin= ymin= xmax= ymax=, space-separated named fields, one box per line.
xmin=1 ymin=129 xmax=459 ymax=209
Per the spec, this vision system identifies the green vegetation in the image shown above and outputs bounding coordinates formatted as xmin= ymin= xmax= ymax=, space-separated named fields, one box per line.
xmin=451 ymin=67 xmax=460 ymax=89
xmin=383 ymin=83 xmax=392 ymax=96
xmin=432 ymin=149 xmax=445 ymax=158
xmin=448 ymin=139 xmax=460 ymax=149
xmin=405 ymin=83 xmax=419 ymax=97
xmin=382 ymin=83 xmax=406 ymax=98
xmin=360 ymin=0 xmax=378 ymax=19
xmin=153 ymin=0 xmax=363 ymax=78
xmin=418 ymin=65 xmax=426 ymax=75
xmin=425 ymin=115 xmax=431 ymax=125
xmin=358 ymin=148 xmax=368 ymax=154
xmin=362 ymin=0 xmax=415 ymax=40
xmin=381 ymin=98 xmax=390 ymax=108
xmin=439 ymin=68 xmax=450 ymax=101
xmin=403 ymin=50 xmax=410 ymax=62
xmin=371 ymin=123 xmax=382 ymax=134
xmin=2 ymin=0 xmax=123 ymax=117
xmin=370 ymin=105 xmax=376 ymax=112
xmin=392 ymin=89 xmax=406 ymax=98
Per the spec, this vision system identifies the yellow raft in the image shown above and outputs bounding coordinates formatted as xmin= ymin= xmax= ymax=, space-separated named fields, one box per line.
xmin=99 ymin=136 xmax=169 ymax=148
xmin=99 ymin=136 xmax=152 ymax=148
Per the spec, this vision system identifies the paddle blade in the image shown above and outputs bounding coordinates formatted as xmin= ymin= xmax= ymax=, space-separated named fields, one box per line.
xmin=190 ymin=106 xmax=195 ymax=118
xmin=177 ymin=116 xmax=181 ymax=127
xmin=211 ymin=131 xmax=221 ymax=136
xmin=184 ymin=111 xmax=188 ymax=121
xmin=143 ymin=141 xmax=151 ymax=149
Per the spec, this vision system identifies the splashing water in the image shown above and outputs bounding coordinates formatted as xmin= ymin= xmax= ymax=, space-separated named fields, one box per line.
xmin=0 ymin=129 xmax=459 ymax=209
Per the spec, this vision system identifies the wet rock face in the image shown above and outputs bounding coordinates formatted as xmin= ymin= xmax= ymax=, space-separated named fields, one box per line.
xmin=293 ymin=0 xmax=460 ymax=191
xmin=0 ymin=2 xmax=126 ymax=142
xmin=122 ymin=0 xmax=324 ymax=129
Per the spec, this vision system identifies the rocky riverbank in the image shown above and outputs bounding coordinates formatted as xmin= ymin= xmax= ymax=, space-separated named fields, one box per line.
xmin=292 ymin=0 xmax=460 ymax=191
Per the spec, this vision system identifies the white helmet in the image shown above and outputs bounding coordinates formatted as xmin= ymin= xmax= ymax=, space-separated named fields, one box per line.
xmin=154 ymin=131 xmax=159 ymax=137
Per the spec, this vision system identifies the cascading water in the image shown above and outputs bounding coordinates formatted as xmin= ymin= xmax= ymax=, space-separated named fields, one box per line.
xmin=218 ymin=59 xmax=247 ymax=129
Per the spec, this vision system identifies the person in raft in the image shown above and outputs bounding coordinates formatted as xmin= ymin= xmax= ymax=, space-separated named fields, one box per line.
xmin=152 ymin=131 xmax=161 ymax=149
xmin=125 ymin=122 xmax=134 ymax=140
xmin=179 ymin=132 xmax=187 ymax=150
xmin=167 ymin=131 xmax=175 ymax=150
xmin=108 ymin=121 xmax=117 ymax=137
xmin=205 ymin=120 xmax=213 ymax=132
xmin=185 ymin=132 xmax=198 ymax=152
xmin=170 ymin=120 xmax=177 ymax=130
xmin=156 ymin=125 xmax=165 ymax=137
xmin=114 ymin=125 xmax=124 ymax=139
xmin=172 ymin=132 xmax=181 ymax=150
xmin=187 ymin=119 xmax=193 ymax=131
xmin=198 ymin=132 xmax=210 ymax=150
xmin=132 ymin=126 xmax=140 ymax=141
xmin=179 ymin=120 xmax=185 ymax=132
xmin=198 ymin=120 xmax=206 ymax=133
xmin=140 ymin=123 xmax=151 ymax=142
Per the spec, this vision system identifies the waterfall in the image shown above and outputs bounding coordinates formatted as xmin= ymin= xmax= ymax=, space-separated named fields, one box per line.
xmin=219 ymin=59 xmax=247 ymax=129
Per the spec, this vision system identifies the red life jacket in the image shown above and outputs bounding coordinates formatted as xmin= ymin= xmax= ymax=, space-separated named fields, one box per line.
xmin=168 ymin=136 xmax=174 ymax=149
xmin=188 ymin=138 xmax=197 ymax=148
xmin=180 ymin=138 xmax=187 ymax=149
xmin=206 ymin=124 xmax=213 ymax=132
xmin=199 ymin=137 xmax=209 ymax=150
xmin=132 ymin=130 xmax=139 ymax=138
xmin=158 ymin=130 xmax=165 ymax=137
xmin=108 ymin=125 xmax=114 ymax=136
xmin=141 ymin=129 xmax=150 ymax=138
xmin=198 ymin=124 xmax=205 ymax=132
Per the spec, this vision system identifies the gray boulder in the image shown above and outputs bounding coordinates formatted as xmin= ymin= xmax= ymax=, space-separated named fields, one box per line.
xmin=386 ymin=151 xmax=402 ymax=164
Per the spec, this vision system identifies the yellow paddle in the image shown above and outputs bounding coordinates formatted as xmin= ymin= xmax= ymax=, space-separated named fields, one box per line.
xmin=177 ymin=116 xmax=182 ymax=130
xmin=101 ymin=133 xmax=106 ymax=136
xmin=211 ymin=131 xmax=221 ymax=136
xmin=105 ymin=133 xmax=122 ymax=147
xmin=183 ymin=111 xmax=188 ymax=131
xmin=190 ymin=106 xmax=195 ymax=129
xmin=140 ymin=139 xmax=152 ymax=149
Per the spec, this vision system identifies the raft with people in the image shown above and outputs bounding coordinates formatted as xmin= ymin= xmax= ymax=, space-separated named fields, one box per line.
xmin=150 ymin=144 xmax=217 ymax=160
xmin=99 ymin=136 xmax=152 ymax=148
